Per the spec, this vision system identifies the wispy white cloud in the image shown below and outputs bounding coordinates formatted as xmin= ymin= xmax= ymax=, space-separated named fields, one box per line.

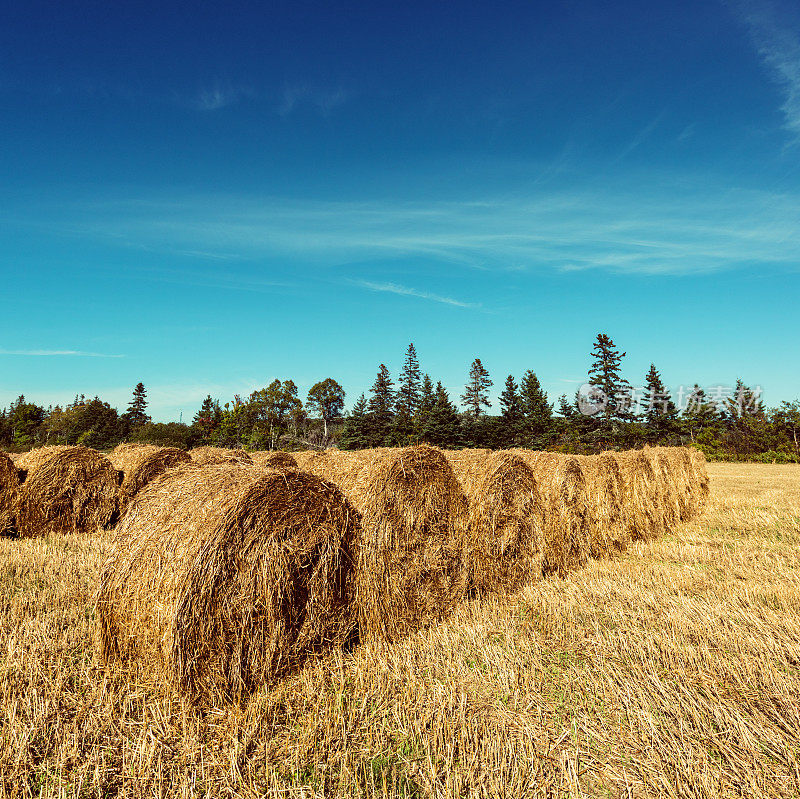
xmin=0 ymin=349 xmax=123 ymax=358
xmin=730 ymin=0 xmax=800 ymax=137
xmin=352 ymin=279 xmax=480 ymax=308
xmin=192 ymin=83 xmax=254 ymax=111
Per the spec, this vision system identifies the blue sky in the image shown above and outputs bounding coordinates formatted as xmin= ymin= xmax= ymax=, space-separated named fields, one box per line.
xmin=1 ymin=0 xmax=798 ymax=420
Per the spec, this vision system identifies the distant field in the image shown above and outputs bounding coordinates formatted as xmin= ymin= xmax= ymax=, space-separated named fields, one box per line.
xmin=1 ymin=463 xmax=798 ymax=798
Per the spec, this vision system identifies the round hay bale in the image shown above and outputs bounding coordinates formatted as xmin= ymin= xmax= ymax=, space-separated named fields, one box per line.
xmin=510 ymin=451 xmax=591 ymax=578
xmin=575 ymin=453 xmax=628 ymax=557
xmin=108 ymin=444 xmax=191 ymax=513
xmin=299 ymin=444 xmax=469 ymax=642
xmin=445 ymin=449 xmax=545 ymax=594
xmin=649 ymin=446 xmax=698 ymax=522
xmin=0 ymin=451 xmax=23 ymax=535
xmin=189 ymin=446 xmax=253 ymax=466
xmin=16 ymin=446 xmax=121 ymax=537
xmin=688 ymin=447 xmax=710 ymax=514
xmin=95 ymin=464 xmax=358 ymax=705
xmin=644 ymin=446 xmax=682 ymax=530
xmin=250 ymin=450 xmax=298 ymax=471
xmin=612 ymin=450 xmax=665 ymax=541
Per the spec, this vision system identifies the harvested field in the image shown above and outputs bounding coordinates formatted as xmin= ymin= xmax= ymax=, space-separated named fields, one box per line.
xmin=4 ymin=463 xmax=800 ymax=798
xmin=511 ymin=450 xmax=591 ymax=577
xmin=189 ymin=446 xmax=253 ymax=466
xmin=15 ymin=445 xmax=121 ymax=537
xmin=96 ymin=463 xmax=358 ymax=705
xmin=0 ymin=451 xmax=22 ymax=535
xmin=444 ymin=449 xmax=545 ymax=594
xmin=297 ymin=445 xmax=470 ymax=642
xmin=108 ymin=443 xmax=190 ymax=512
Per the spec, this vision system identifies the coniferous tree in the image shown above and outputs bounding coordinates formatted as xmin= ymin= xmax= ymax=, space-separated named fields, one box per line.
xmin=682 ymin=384 xmax=721 ymax=443
xmin=641 ymin=363 xmax=678 ymax=442
xmin=519 ymin=370 xmax=553 ymax=442
xmin=366 ymin=364 xmax=395 ymax=446
xmin=498 ymin=375 xmax=523 ymax=447
xmin=587 ymin=334 xmax=632 ymax=424
xmin=125 ymin=382 xmax=150 ymax=429
xmin=424 ymin=382 xmax=461 ymax=446
xmin=557 ymin=394 xmax=575 ymax=418
xmin=192 ymin=395 xmax=221 ymax=444
xmin=460 ymin=358 xmax=493 ymax=417
xmin=393 ymin=344 xmax=421 ymax=444
xmin=340 ymin=394 xmax=369 ymax=450
xmin=414 ymin=373 xmax=436 ymax=439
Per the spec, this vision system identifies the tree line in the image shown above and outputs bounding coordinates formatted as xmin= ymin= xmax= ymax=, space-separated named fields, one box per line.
xmin=1 ymin=335 xmax=798 ymax=461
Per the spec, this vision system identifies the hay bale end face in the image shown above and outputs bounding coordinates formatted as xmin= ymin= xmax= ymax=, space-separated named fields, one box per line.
xmin=299 ymin=445 xmax=469 ymax=643
xmin=445 ymin=449 xmax=545 ymax=594
xmin=108 ymin=444 xmax=191 ymax=512
xmin=688 ymin=447 xmax=710 ymax=514
xmin=95 ymin=464 xmax=358 ymax=705
xmin=0 ymin=451 xmax=22 ymax=535
xmin=189 ymin=446 xmax=253 ymax=466
xmin=16 ymin=446 xmax=120 ymax=537
xmin=250 ymin=450 xmax=298 ymax=471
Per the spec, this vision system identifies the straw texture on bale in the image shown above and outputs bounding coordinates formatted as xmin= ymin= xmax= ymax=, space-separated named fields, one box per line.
xmin=250 ymin=450 xmax=298 ymax=471
xmin=0 ymin=451 xmax=22 ymax=535
xmin=612 ymin=450 xmax=665 ymax=541
xmin=646 ymin=446 xmax=697 ymax=521
xmin=108 ymin=444 xmax=191 ymax=511
xmin=688 ymin=447 xmax=710 ymax=512
xmin=444 ymin=449 xmax=545 ymax=594
xmin=16 ymin=446 xmax=121 ymax=537
xmin=644 ymin=447 xmax=682 ymax=529
xmin=298 ymin=445 xmax=469 ymax=642
xmin=575 ymin=453 xmax=628 ymax=557
xmin=95 ymin=464 xmax=358 ymax=705
xmin=189 ymin=446 xmax=253 ymax=466
xmin=512 ymin=451 xmax=591 ymax=577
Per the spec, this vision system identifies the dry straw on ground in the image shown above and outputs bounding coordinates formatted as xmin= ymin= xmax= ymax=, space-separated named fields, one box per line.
xmin=0 ymin=451 xmax=22 ymax=535
xmin=574 ymin=452 xmax=629 ymax=557
xmin=15 ymin=446 xmax=121 ymax=537
xmin=511 ymin=450 xmax=591 ymax=577
xmin=189 ymin=446 xmax=253 ymax=466
xmin=444 ymin=449 xmax=545 ymax=594
xmin=108 ymin=443 xmax=191 ymax=512
xmin=250 ymin=450 xmax=299 ymax=471
xmin=297 ymin=445 xmax=469 ymax=642
xmin=95 ymin=463 xmax=358 ymax=705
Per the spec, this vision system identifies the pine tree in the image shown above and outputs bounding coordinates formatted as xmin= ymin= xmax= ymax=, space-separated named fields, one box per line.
xmin=682 ymin=384 xmax=720 ymax=442
xmin=366 ymin=364 xmax=395 ymax=446
xmin=519 ymin=370 xmax=553 ymax=440
xmin=498 ymin=375 xmax=523 ymax=447
xmin=396 ymin=343 xmax=421 ymax=416
xmin=423 ymin=383 xmax=461 ymax=446
xmin=642 ymin=363 xmax=678 ymax=441
xmin=340 ymin=394 xmax=369 ymax=450
xmin=414 ymin=373 xmax=436 ymax=438
xmin=125 ymin=383 xmax=150 ymax=428
xmin=460 ymin=358 xmax=493 ymax=417
xmin=557 ymin=394 xmax=574 ymax=418
xmin=587 ymin=334 xmax=632 ymax=423
xmin=193 ymin=395 xmax=219 ymax=443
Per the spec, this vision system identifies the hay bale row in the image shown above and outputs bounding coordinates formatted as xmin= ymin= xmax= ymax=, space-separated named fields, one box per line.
xmin=15 ymin=446 xmax=121 ymax=537
xmin=96 ymin=463 xmax=357 ymax=705
xmin=295 ymin=445 xmax=469 ymax=643
xmin=444 ymin=449 xmax=545 ymax=594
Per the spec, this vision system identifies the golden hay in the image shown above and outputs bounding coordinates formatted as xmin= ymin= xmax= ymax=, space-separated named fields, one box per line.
xmin=445 ymin=449 xmax=546 ymax=594
xmin=95 ymin=464 xmax=358 ymax=705
xmin=249 ymin=450 xmax=298 ymax=471
xmin=298 ymin=445 xmax=469 ymax=642
xmin=574 ymin=453 xmax=629 ymax=557
xmin=647 ymin=446 xmax=700 ymax=522
xmin=0 ymin=452 xmax=23 ymax=535
xmin=644 ymin=446 xmax=682 ymax=529
xmin=15 ymin=446 xmax=121 ymax=537
xmin=108 ymin=444 xmax=191 ymax=512
xmin=688 ymin=447 xmax=710 ymax=512
xmin=612 ymin=449 xmax=666 ymax=541
xmin=511 ymin=450 xmax=591 ymax=578
xmin=188 ymin=446 xmax=253 ymax=466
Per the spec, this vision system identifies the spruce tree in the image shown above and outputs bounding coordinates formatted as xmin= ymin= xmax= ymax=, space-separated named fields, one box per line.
xmin=557 ymin=394 xmax=574 ymax=418
xmin=642 ymin=363 xmax=678 ymax=441
xmin=587 ymin=334 xmax=632 ymax=423
xmin=499 ymin=375 xmax=523 ymax=447
xmin=519 ymin=370 xmax=553 ymax=440
xmin=423 ymin=382 xmax=461 ymax=447
xmin=193 ymin=395 xmax=219 ymax=444
xmin=414 ymin=373 xmax=436 ymax=438
xmin=396 ymin=343 xmax=421 ymax=415
xmin=125 ymin=383 xmax=150 ymax=429
xmin=682 ymin=384 xmax=720 ymax=442
xmin=460 ymin=358 xmax=493 ymax=417
xmin=366 ymin=364 xmax=395 ymax=446
xmin=340 ymin=394 xmax=369 ymax=450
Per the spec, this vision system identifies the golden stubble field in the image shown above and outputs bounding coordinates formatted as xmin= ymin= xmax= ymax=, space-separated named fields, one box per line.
xmin=1 ymin=463 xmax=798 ymax=798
